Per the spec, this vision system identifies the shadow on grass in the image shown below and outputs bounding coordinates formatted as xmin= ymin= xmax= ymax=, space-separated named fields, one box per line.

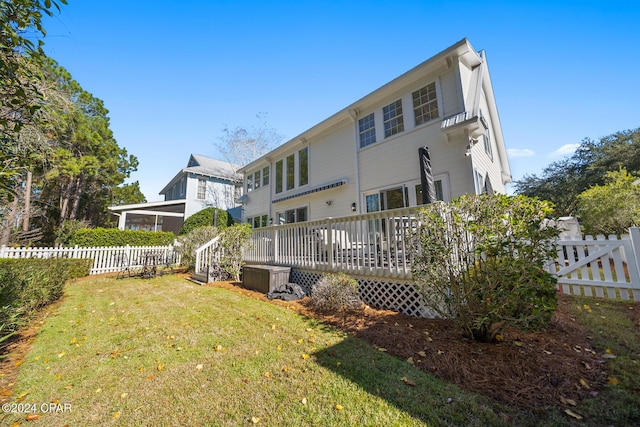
xmin=312 ymin=336 xmax=506 ymax=426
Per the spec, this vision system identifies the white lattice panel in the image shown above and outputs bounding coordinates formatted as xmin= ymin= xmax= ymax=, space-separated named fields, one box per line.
xmin=290 ymin=268 xmax=435 ymax=318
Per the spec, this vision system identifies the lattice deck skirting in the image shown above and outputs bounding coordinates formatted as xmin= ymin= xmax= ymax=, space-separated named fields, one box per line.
xmin=290 ymin=268 xmax=436 ymax=318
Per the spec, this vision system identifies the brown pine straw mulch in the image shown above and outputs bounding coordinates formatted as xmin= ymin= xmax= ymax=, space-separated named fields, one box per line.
xmin=209 ymin=281 xmax=615 ymax=412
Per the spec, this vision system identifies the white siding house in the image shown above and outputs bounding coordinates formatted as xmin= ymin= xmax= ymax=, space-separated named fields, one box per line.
xmin=238 ymin=39 xmax=511 ymax=226
xmin=109 ymin=154 xmax=241 ymax=234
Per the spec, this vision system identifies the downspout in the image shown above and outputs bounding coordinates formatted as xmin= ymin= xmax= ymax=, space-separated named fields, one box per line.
xmin=348 ymin=109 xmax=361 ymax=213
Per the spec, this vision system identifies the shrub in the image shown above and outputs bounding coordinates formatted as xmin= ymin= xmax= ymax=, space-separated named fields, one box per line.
xmin=175 ymin=226 xmax=220 ymax=272
xmin=310 ymin=273 xmax=362 ymax=312
xmin=219 ymin=223 xmax=252 ymax=281
xmin=0 ymin=258 xmax=74 ymax=344
xmin=412 ymin=194 xmax=559 ymax=342
xmin=180 ymin=208 xmax=233 ymax=235
xmin=68 ymin=228 xmax=175 ymax=247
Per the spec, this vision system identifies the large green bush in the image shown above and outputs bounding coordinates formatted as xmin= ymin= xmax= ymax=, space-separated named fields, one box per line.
xmin=412 ymin=194 xmax=559 ymax=342
xmin=68 ymin=228 xmax=175 ymax=247
xmin=0 ymin=258 xmax=88 ymax=344
xmin=179 ymin=208 xmax=233 ymax=235
xmin=219 ymin=223 xmax=251 ymax=281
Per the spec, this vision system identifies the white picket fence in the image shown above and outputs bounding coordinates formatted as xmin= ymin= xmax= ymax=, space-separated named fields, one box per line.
xmin=0 ymin=245 xmax=180 ymax=276
xmin=548 ymin=227 xmax=640 ymax=300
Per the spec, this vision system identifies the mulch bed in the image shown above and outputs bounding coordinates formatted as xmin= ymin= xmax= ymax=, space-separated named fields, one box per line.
xmin=207 ymin=281 xmax=613 ymax=411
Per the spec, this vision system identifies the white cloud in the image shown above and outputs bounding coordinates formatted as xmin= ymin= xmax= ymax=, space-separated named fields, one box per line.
xmin=507 ymin=148 xmax=535 ymax=158
xmin=548 ymin=143 xmax=580 ymax=158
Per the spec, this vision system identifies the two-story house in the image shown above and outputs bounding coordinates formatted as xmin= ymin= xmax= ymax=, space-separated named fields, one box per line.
xmin=109 ymin=154 xmax=241 ymax=234
xmin=238 ymin=38 xmax=511 ymax=227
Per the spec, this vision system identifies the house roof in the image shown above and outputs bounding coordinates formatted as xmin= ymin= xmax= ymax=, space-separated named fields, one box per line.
xmin=108 ymin=199 xmax=186 ymax=212
xmin=160 ymin=154 xmax=241 ymax=195
xmin=239 ymin=38 xmax=482 ymax=173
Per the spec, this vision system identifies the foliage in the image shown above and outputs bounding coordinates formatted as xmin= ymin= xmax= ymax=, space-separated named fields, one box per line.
xmin=219 ymin=223 xmax=252 ymax=281
xmin=0 ymin=257 xmax=77 ymax=344
xmin=215 ymin=113 xmax=284 ymax=168
xmin=179 ymin=207 xmax=232 ymax=235
xmin=110 ymin=181 xmax=146 ymax=206
xmin=310 ymin=272 xmax=362 ymax=312
xmin=412 ymin=194 xmax=559 ymax=342
xmin=67 ymin=227 xmax=175 ymax=247
xmin=1 ymin=0 xmax=67 ymax=200
xmin=55 ymin=219 xmax=89 ymax=246
xmin=514 ymin=128 xmax=640 ymax=216
xmin=175 ymin=226 xmax=219 ymax=271
xmin=578 ymin=168 xmax=640 ymax=236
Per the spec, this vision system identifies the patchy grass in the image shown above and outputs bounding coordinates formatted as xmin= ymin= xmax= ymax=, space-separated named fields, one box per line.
xmin=2 ymin=275 xmax=510 ymax=426
xmin=564 ymin=296 xmax=640 ymax=425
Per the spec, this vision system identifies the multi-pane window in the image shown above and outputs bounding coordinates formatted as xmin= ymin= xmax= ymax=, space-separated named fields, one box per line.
xmin=412 ymin=82 xmax=439 ymax=125
xmin=275 ymin=160 xmax=283 ymax=193
xmin=246 ymin=174 xmax=254 ymax=192
xmin=383 ymin=99 xmax=404 ymax=138
xmin=415 ymin=181 xmax=444 ymax=204
xmin=286 ymin=154 xmax=295 ymax=191
xmin=197 ymin=179 xmax=206 ymax=200
xmin=278 ymin=206 xmax=308 ymax=224
xmin=247 ymin=214 xmax=269 ymax=228
xmin=299 ymin=147 xmax=308 ymax=186
xmin=254 ymin=170 xmax=261 ymax=189
xmin=358 ymin=113 xmax=376 ymax=148
xmin=262 ymin=166 xmax=269 ymax=186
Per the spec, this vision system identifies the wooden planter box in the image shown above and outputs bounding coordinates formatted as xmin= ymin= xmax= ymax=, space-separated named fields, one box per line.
xmin=242 ymin=265 xmax=291 ymax=294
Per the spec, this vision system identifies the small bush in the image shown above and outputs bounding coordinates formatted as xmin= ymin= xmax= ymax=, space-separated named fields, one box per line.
xmin=180 ymin=208 xmax=233 ymax=235
xmin=412 ymin=194 xmax=559 ymax=342
xmin=310 ymin=273 xmax=362 ymax=312
xmin=68 ymin=228 xmax=175 ymax=247
xmin=175 ymin=226 xmax=219 ymax=272
xmin=219 ymin=223 xmax=252 ymax=281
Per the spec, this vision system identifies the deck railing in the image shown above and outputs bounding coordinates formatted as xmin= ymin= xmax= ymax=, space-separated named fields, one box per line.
xmin=244 ymin=207 xmax=421 ymax=279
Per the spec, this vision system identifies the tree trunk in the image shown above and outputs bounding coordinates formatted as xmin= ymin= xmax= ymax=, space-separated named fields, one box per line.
xmin=22 ymin=170 xmax=32 ymax=232
xmin=59 ymin=177 xmax=73 ymax=223
xmin=0 ymin=195 xmax=20 ymax=246
xmin=69 ymin=175 xmax=82 ymax=220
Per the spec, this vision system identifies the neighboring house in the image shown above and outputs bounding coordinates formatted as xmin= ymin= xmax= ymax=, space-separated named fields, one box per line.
xmin=109 ymin=154 xmax=241 ymax=234
xmin=238 ymin=38 xmax=511 ymax=226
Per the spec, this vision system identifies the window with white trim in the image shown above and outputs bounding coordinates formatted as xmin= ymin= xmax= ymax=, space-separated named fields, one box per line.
xmin=383 ymin=99 xmax=404 ymax=138
xmin=275 ymin=160 xmax=283 ymax=193
xmin=286 ymin=154 xmax=295 ymax=191
xmin=276 ymin=206 xmax=308 ymax=224
xmin=197 ymin=179 xmax=206 ymax=200
xmin=299 ymin=147 xmax=308 ymax=186
xmin=412 ymin=82 xmax=439 ymax=125
xmin=358 ymin=113 xmax=376 ymax=147
xmin=262 ymin=166 xmax=269 ymax=186
xmin=254 ymin=170 xmax=261 ymax=189
xmin=247 ymin=214 xmax=269 ymax=228
xmin=246 ymin=174 xmax=254 ymax=193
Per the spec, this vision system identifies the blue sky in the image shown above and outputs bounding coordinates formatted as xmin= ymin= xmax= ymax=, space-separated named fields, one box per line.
xmin=41 ymin=0 xmax=640 ymax=201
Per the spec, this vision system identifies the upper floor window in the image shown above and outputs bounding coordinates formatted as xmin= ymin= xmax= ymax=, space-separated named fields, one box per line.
xmin=299 ymin=147 xmax=308 ymax=186
xmin=275 ymin=160 xmax=283 ymax=193
xmin=286 ymin=154 xmax=295 ymax=191
xmin=383 ymin=99 xmax=404 ymax=138
xmin=246 ymin=174 xmax=254 ymax=192
xmin=197 ymin=179 xmax=206 ymax=200
xmin=262 ymin=166 xmax=269 ymax=186
xmin=412 ymin=82 xmax=439 ymax=125
xmin=358 ymin=113 xmax=376 ymax=148
xmin=254 ymin=170 xmax=261 ymax=189
xmin=483 ymin=129 xmax=493 ymax=161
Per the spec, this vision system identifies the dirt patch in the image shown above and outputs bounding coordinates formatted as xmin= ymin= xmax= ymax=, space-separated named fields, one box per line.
xmin=208 ymin=280 xmax=609 ymax=411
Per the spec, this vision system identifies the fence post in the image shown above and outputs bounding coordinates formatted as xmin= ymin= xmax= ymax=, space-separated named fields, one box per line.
xmin=327 ymin=217 xmax=334 ymax=270
xmin=628 ymin=227 xmax=640 ymax=286
xmin=0 ymin=245 xmax=5 ymax=258
xmin=272 ymin=227 xmax=279 ymax=265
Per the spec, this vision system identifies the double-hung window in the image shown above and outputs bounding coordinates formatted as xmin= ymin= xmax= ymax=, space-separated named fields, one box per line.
xmin=383 ymin=99 xmax=404 ymax=138
xmin=254 ymin=170 xmax=261 ymax=189
xmin=358 ymin=113 xmax=376 ymax=148
xmin=286 ymin=154 xmax=295 ymax=191
xmin=262 ymin=166 xmax=269 ymax=186
xmin=197 ymin=179 xmax=206 ymax=200
xmin=412 ymin=82 xmax=439 ymax=125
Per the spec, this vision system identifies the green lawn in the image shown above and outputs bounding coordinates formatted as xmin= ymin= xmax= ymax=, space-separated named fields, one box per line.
xmin=3 ymin=275 xmax=638 ymax=426
xmin=1 ymin=275 xmax=512 ymax=426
